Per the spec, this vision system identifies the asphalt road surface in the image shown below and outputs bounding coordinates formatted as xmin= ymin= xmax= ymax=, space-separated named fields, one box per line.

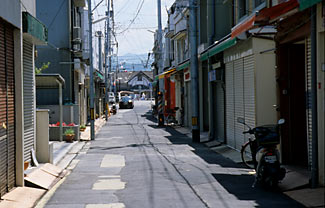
xmin=42 ymin=100 xmax=305 ymax=208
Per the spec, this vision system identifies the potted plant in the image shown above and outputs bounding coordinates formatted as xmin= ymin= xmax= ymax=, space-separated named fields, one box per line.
xmin=64 ymin=128 xmax=75 ymax=143
xmin=80 ymin=125 xmax=86 ymax=132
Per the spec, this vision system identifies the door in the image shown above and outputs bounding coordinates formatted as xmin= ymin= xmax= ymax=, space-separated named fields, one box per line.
xmin=243 ymin=55 xmax=256 ymax=144
xmin=202 ymin=63 xmax=209 ymax=131
xmin=234 ymin=59 xmax=245 ymax=150
xmin=213 ymin=80 xmax=225 ymax=142
xmin=278 ymin=43 xmax=308 ymax=167
xmin=23 ymin=39 xmax=35 ymax=162
xmin=0 ymin=20 xmax=16 ymax=198
xmin=225 ymin=62 xmax=235 ymax=148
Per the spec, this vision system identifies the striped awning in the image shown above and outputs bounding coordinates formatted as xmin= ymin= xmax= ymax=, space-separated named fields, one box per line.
xmin=156 ymin=68 xmax=176 ymax=79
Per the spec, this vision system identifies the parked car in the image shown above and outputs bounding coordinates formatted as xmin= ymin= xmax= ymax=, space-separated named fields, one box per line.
xmin=119 ymin=96 xmax=134 ymax=109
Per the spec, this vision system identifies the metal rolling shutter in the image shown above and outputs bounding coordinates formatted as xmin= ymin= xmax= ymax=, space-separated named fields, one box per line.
xmin=225 ymin=62 xmax=235 ymax=148
xmin=243 ymin=55 xmax=256 ymax=144
xmin=23 ymin=40 xmax=34 ymax=162
xmin=5 ymin=22 xmax=15 ymax=193
xmin=0 ymin=20 xmax=15 ymax=198
xmin=216 ymin=81 xmax=225 ymax=142
xmin=0 ymin=19 xmax=8 ymax=198
xmin=234 ymin=59 xmax=245 ymax=150
xmin=305 ymin=37 xmax=312 ymax=167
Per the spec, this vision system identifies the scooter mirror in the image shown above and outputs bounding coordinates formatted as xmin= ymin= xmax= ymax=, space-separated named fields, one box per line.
xmin=237 ymin=117 xmax=245 ymax=124
xmin=278 ymin=118 xmax=285 ymax=125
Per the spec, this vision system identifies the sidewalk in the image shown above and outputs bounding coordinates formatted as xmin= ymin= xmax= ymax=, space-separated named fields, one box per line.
xmin=172 ymin=126 xmax=325 ymax=208
xmin=0 ymin=117 xmax=107 ymax=208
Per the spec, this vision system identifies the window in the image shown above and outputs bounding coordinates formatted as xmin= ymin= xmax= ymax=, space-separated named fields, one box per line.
xmin=138 ymin=74 xmax=142 ymax=81
xmin=238 ymin=0 xmax=248 ymax=19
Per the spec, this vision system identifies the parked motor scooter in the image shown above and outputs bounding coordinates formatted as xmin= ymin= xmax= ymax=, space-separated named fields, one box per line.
xmin=237 ymin=117 xmax=286 ymax=189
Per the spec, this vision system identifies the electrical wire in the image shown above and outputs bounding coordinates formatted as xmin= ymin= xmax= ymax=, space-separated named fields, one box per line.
xmin=92 ymin=0 xmax=105 ymax=12
xmin=116 ymin=0 xmax=145 ymax=35
xmin=47 ymin=0 xmax=66 ymax=29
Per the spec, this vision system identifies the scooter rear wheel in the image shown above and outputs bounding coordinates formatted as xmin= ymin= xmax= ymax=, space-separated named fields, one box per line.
xmin=241 ymin=141 xmax=255 ymax=169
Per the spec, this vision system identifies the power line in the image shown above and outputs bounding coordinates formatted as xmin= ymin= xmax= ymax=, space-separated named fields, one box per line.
xmin=92 ymin=0 xmax=105 ymax=12
xmin=116 ymin=0 xmax=145 ymax=35
xmin=48 ymin=0 xmax=66 ymax=29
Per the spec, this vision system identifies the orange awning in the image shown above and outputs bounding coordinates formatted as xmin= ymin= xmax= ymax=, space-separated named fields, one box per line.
xmin=231 ymin=0 xmax=299 ymax=39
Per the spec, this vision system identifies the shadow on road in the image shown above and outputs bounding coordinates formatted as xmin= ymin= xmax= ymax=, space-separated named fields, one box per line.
xmin=143 ymin=110 xmax=306 ymax=208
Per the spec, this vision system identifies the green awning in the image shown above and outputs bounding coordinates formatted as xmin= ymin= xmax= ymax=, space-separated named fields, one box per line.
xmin=199 ymin=38 xmax=237 ymax=61
xmin=177 ymin=61 xmax=190 ymax=71
xmin=22 ymin=12 xmax=48 ymax=45
xmin=152 ymin=80 xmax=157 ymax=87
xmin=200 ymin=52 xmax=209 ymax=61
xmin=299 ymin=0 xmax=322 ymax=11
xmin=208 ymin=38 xmax=237 ymax=58
xmin=95 ymin=71 xmax=104 ymax=80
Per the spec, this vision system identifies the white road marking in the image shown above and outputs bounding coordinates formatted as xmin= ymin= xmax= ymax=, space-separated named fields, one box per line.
xmin=86 ymin=203 xmax=125 ymax=208
xmin=92 ymin=179 xmax=126 ymax=190
xmin=100 ymin=154 xmax=125 ymax=168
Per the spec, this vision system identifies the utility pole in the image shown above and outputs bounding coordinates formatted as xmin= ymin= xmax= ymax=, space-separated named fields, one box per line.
xmin=157 ymin=0 xmax=164 ymax=126
xmin=189 ymin=0 xmax=200 ymax=142
xmin=105 ymin=0 xmax=111 ymax=121
xmin=87 ymin=0 xmax=95 ymax=140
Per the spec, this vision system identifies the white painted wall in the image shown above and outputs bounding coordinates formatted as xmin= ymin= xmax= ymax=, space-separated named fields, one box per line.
xmin=21 ymin=0 xmax=36 ymax=16
xmin=0 ymin=0 xmax=21 ymax=28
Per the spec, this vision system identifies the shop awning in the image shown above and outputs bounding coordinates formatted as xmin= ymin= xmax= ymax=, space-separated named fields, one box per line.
xmin=209 ymin=38 xmax=237 ymax=57
xmin=231 ymin=0 xmax=299 ymax=39
xmin=200 ymin=52 xmax=209 ymax=61
xmin=177 ymin=61 xmax=190 ymax=71
xmin=157 ymin=68 xmax=176 ymax=79
xmin=231 ymin=14 xmax=256 ymax=39
xmin=199 ymin=38 xmax=237 ymax=60
xmin=22 ymin=12 xmax=48 ymax=45
xmin=94 ymin=70 xmax=104 ymax=80
xmin=299 ymin=0 xmax=322 ymax=11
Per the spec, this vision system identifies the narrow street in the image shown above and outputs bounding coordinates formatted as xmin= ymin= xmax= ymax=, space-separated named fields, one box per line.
xmin=41 ymin=101 xmax=305 ymax=208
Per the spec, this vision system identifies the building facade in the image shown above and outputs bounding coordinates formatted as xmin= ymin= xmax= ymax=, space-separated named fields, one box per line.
xmin=0 ymin=0 xmax=47 ymax=197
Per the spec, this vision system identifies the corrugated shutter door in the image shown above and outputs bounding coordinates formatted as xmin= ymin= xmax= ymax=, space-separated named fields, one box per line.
xmin=5 ymin=21 xmax=15 ymax=193
xmin=234 ymin=59 xmax=245 ymax=150
xmin=23 ymin=40 xmax=34 ymax=162
xmin=225 ymin=62 xmax=235 ymax=148
xmin=0 ymin=19 xmax=8 ymax=198
xmin=243 ymin=55 xmax=256 ymax=144
xmin=0 ymin=20 xmax=15 ymax=197
xmin=305 ymin=37 xmax=312 ymax=167
xmin=216 ymin=81 xmax=225 ymax=141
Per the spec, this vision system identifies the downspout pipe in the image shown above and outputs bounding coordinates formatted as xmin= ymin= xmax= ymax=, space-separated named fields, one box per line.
xmin=311 ymin=5 xmax=318 ymax=188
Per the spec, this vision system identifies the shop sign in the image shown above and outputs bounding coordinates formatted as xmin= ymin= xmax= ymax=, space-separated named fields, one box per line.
xmin=184 ymin=68 xmax=191 ymax=82
xmin=209 ymin=70 xmax=216 ymax=82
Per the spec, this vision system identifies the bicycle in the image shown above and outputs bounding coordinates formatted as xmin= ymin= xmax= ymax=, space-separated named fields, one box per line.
xmin=241 ymin=138 xmax=258 ymax=169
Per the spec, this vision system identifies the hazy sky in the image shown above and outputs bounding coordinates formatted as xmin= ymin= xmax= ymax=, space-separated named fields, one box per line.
xmin=92 ymin=0 xmax=175 ymax=57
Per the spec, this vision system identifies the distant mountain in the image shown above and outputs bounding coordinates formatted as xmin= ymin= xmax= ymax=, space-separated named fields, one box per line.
xmin=111 ymin=53 xmax=153 ymax=71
